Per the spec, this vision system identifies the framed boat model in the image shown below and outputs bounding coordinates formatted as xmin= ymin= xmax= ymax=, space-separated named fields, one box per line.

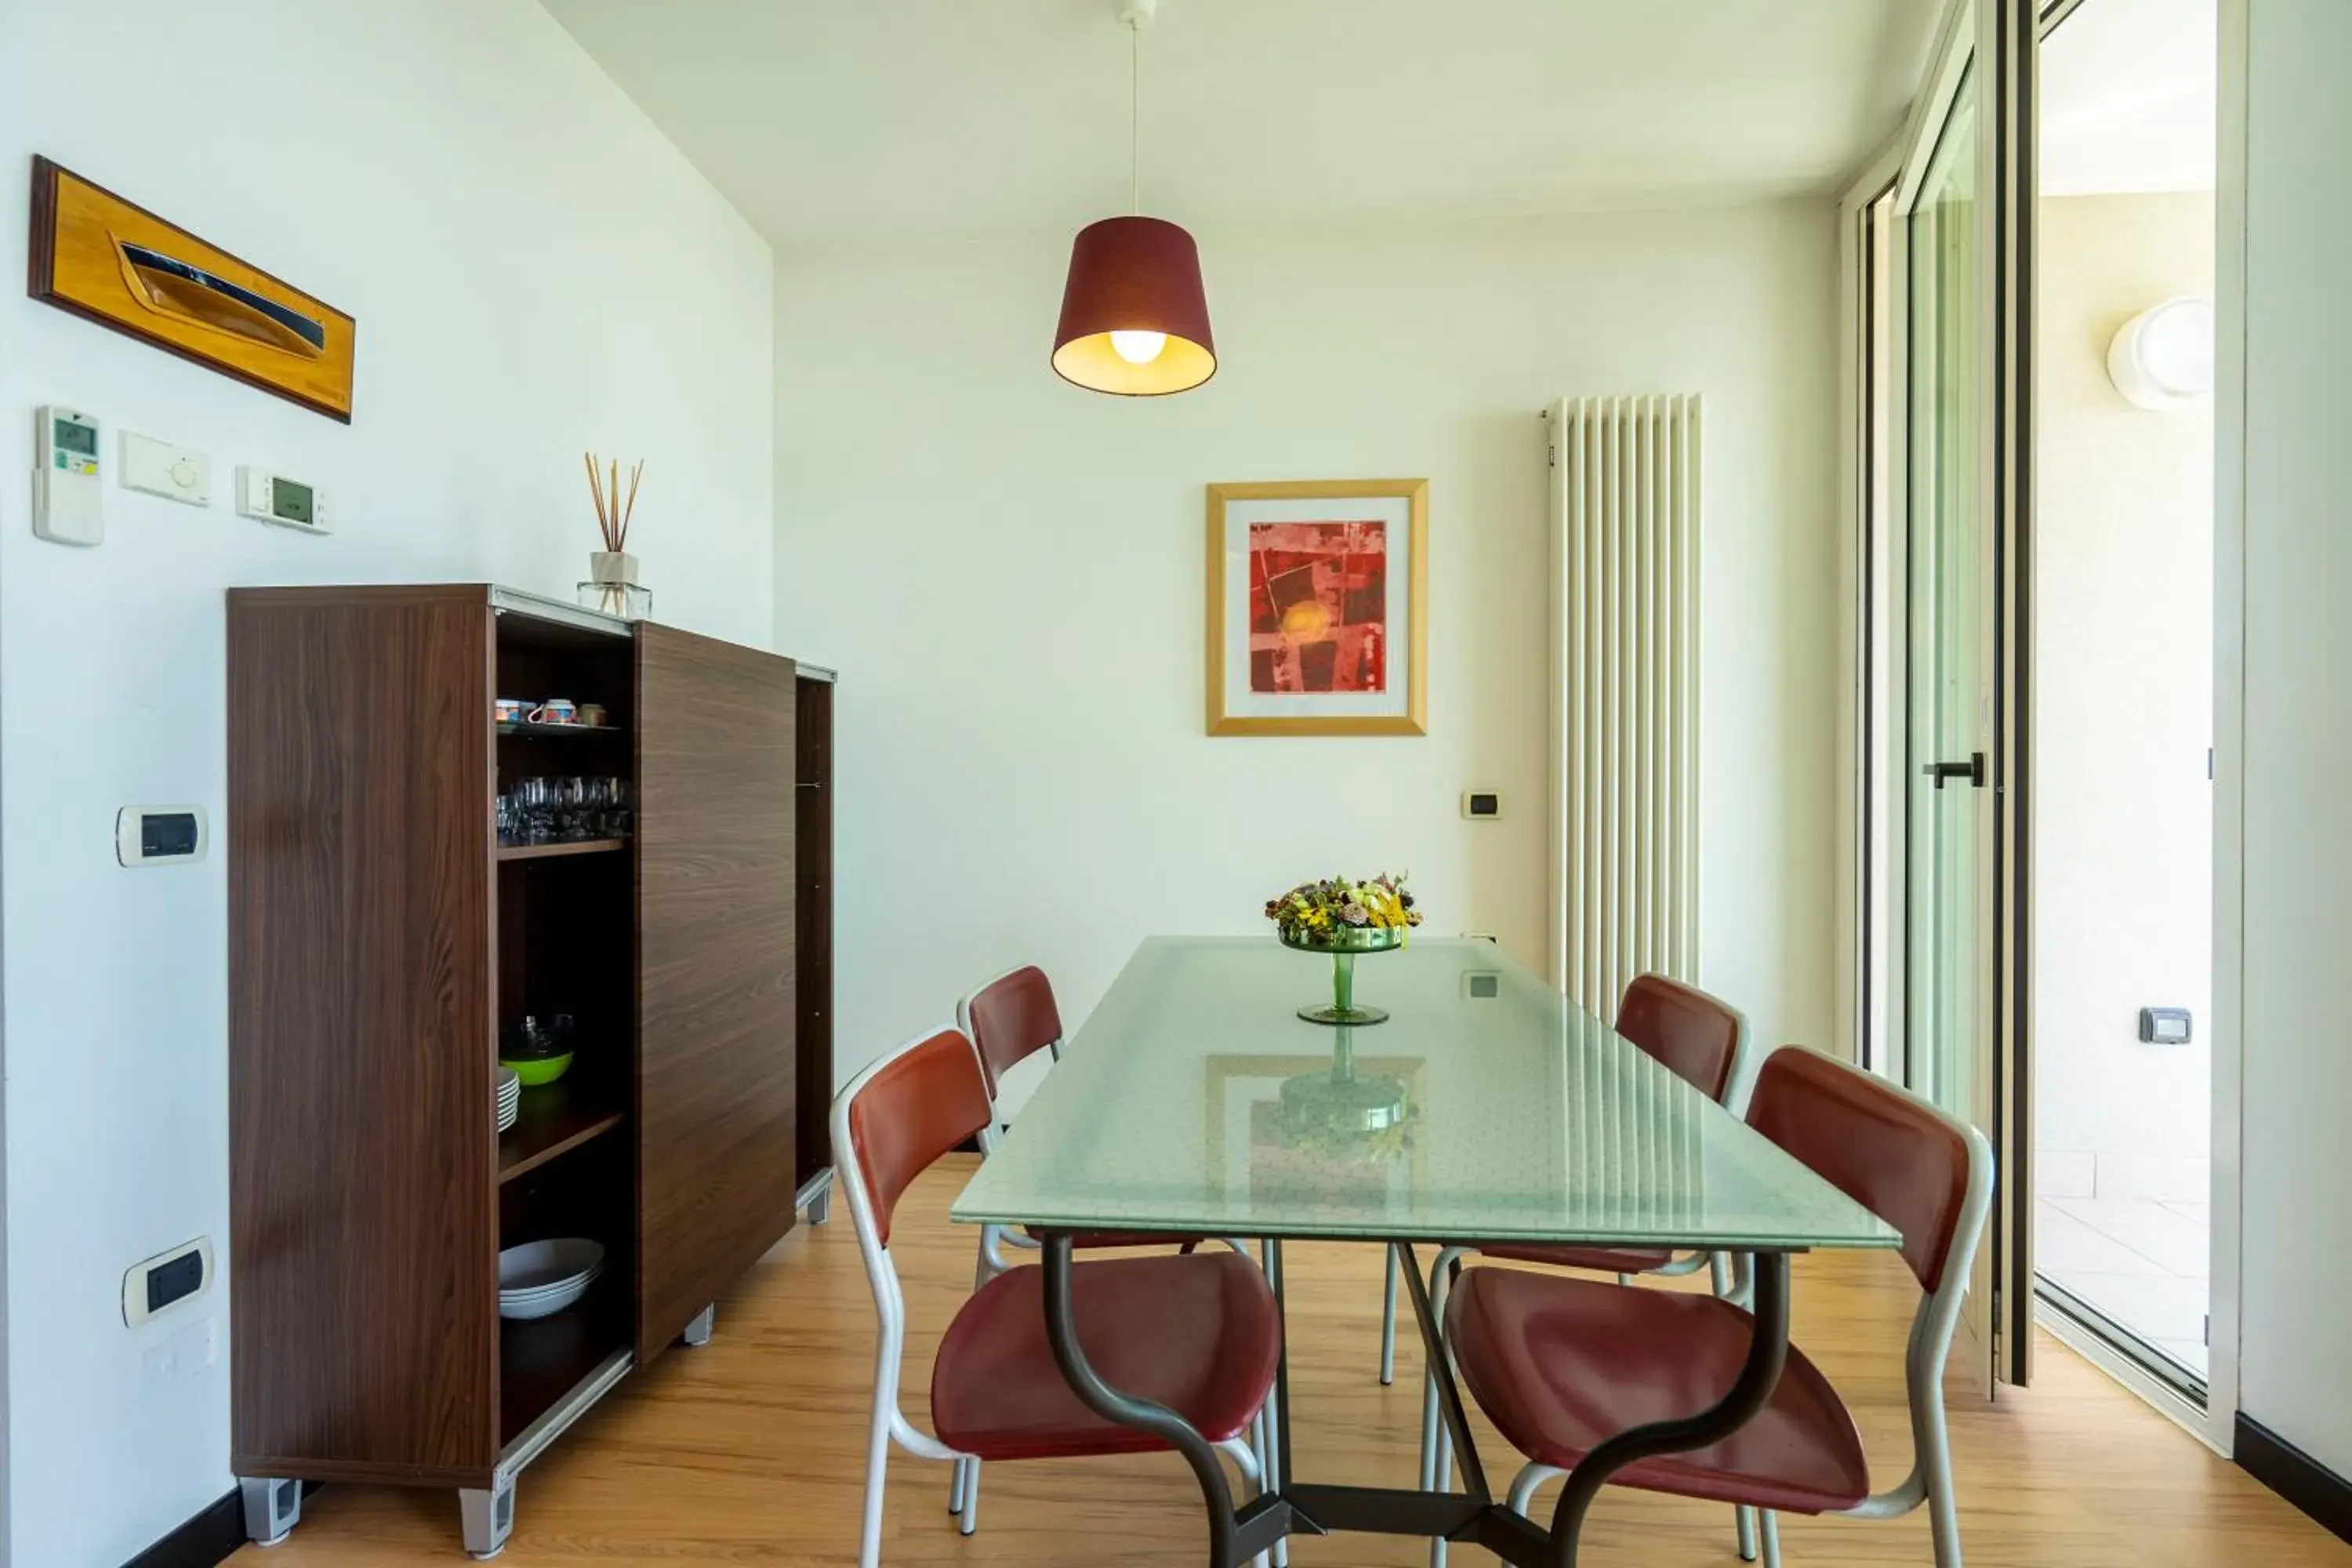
xmin=27 ymin=156 xmax=356 ymax=422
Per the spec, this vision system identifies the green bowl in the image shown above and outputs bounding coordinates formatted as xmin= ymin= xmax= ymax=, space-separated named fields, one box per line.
xmin=499 ymin=1051 xmax=573 ymax=1087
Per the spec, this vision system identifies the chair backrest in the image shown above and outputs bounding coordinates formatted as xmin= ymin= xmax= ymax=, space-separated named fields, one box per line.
xmin=837 ymin=1029 xmax=993 ymax=1247
xmin=1614 ymin=974 xmax=1745 ymax=1105
xmin=960 ymin=964 xmax=1065 ymax=1101
xmin=1745 ymin=1046 xmax=1986 ymax=1293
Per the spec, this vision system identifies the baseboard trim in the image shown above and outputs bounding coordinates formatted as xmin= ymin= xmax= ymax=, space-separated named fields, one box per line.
xmin=124 ymin=1483 xmax=317 ymax=1568
xmin=2238 ymin=1414 xmax=2352 ymax=1545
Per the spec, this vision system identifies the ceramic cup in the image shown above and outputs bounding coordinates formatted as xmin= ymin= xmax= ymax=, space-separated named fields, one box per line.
xmin=528 ymin=698 xmax=578 ymax=726
xmin=494 ymin=697 xmax=528 ymax=724
xmin=577 ymin=702 xmax=608 ymax=728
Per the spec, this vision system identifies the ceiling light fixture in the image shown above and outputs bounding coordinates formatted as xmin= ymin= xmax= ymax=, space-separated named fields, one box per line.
xmin=1051 ymin=0 xmax=1216 ymax=396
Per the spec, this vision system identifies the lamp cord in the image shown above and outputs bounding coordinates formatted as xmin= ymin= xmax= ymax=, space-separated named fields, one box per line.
xmin=1130 ymin=19 xmax=1141 ymax=215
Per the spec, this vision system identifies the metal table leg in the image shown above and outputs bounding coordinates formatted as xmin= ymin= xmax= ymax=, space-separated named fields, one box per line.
xmin=1544 ymin=1252 xmax=1792 ymax=1568
xmin=1041 ymin=1235 xmax=1292 ymax=1568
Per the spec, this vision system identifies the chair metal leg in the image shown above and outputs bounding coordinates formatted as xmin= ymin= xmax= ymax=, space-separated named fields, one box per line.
xmin=1737 ymin=1504 xmax=1760 ymax=1561
xmin=958 ymin=1458 xmax=980 ymax=1536
xmin=1380 ymin=1243 xmax=1400 ymax=1385
xmin=1759 ymin=1508 xmax=1783 ymax=1567
xmin=948 ymin=1455 xmax=968 ymax=1514
xmin=1507 ymin=1461 xmax=1564 ymax=1516
xmin=1406 ymin=1245 xmax=1479 ymax=1568
xmin=858 ymin=1332 xmax=898 ymax=1568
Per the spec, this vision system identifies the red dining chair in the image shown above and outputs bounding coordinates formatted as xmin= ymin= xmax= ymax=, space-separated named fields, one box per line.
xmin=952 ymin=966 xmax=1272 ymax=1533
xmin=1443 ymin=1045 xmax=1993 ymax=1568
xmin=1413 ymin=973 xmax=1760 ymax=1563
xmin=833 ymin=1026 xmax=1283 ymax=1568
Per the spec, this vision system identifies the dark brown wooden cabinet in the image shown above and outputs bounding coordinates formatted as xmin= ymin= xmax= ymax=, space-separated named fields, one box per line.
xmin=226 ymin=586 xmax=834 ymax=1556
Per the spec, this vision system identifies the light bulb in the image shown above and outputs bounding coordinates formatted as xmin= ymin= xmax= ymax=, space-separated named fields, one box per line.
xmin=1109 ymin=329 xmax=1167 ymax=365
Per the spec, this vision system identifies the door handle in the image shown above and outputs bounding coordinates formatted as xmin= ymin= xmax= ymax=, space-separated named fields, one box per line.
xmin=1922 ymin=753 xmax=1986 ymax=789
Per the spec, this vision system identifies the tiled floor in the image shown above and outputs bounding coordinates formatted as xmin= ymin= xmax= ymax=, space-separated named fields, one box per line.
xmin=2038 ymin=1194 xmax=2211 ymax=1377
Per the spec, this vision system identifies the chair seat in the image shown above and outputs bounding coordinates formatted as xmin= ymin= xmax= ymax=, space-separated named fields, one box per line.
xmin=1471 ymin=1242 xmax=1679 ymax=1274
xmin=932 ymin=1252 xmax=1280 ymax=1462
xmin=1446 ymin=1266 xmax=1870 ymax=1515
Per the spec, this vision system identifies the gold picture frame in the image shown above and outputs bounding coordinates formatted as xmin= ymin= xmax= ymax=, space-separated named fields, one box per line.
xmin=1205 ymin=478 xmax=1428 ymax=736
xmin=28 ymin=156 xmax=357 ymax=423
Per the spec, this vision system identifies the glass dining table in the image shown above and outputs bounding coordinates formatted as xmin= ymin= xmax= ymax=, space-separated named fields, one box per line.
xmin=952 ymin=936 xmax=1899 ymax=1568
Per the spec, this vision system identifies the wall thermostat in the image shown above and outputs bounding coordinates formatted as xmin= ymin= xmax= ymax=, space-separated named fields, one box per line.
xmin=121 ymin=430 xmax=213 ymax=507
xmin=34 ymin=405 xmax=104 ymax=545
xmin=123 ymin=1236 xmax=213 ymax=1327
xmin=117 ymin=806 xmax=208 ymax=867
xmin=237 ymin=466 xmax=331 ymax=534
xmin=1462 ymin=789 xmax=1503 ymax=820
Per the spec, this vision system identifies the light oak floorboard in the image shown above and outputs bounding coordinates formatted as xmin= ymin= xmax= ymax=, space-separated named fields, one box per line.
xmin=234 ymin=1156 xmax=2347 ymax=1566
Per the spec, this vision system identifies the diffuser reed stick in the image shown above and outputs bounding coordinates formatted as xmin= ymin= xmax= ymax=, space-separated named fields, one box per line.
xmin=583 ymin=452 xmax=645 ymax=554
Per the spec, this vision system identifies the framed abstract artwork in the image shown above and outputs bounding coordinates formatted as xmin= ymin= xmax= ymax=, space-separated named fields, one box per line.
xmin=1205 ymin=478 xmax=1428 ymax=736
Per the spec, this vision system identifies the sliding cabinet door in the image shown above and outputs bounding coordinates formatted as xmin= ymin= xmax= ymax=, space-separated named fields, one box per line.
xmin=634 ymin=624 xmax=799 ymax=1362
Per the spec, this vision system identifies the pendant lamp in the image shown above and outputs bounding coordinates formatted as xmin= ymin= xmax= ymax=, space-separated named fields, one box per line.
xmin=1051 ymin=0 xmax=1216 ymax=395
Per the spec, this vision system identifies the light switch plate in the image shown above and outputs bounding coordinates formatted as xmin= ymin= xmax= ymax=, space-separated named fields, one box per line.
xmin=120 ymin=431 xmax=212 ymax=506
xmin=123 ymin=1236 xmax=213 ymax=1327
xmin=117 ymin=806 xmax=208 ymax=866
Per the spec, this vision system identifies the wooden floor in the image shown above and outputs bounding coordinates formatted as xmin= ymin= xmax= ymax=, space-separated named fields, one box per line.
xmin=238 ymin=1156 xmax=2347 ymax=1566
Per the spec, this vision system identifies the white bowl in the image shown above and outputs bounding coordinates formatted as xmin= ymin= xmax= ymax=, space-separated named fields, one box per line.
xmin=497 ymin=1239 xmax=604 ymax=1319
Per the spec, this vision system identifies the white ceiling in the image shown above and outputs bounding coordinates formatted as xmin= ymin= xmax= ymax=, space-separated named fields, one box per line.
xmin=543 ymin=0 xmax=1940 ymax=249
xmin=2042 ymin=0 xmax=2217 ymax=196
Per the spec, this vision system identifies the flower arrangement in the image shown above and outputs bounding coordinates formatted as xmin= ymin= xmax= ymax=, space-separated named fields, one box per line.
xmin=1264 ymin=873 xmax=1424 ymax=945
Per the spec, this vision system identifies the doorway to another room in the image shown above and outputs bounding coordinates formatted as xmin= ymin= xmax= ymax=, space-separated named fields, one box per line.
xmin=2031 ymin=0 xmax=2217 ymax=1398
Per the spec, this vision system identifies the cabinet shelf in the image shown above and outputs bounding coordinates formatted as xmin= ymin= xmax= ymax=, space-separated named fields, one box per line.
xmin=499 ymin=1092 xmax=627 ymax=1185
xmin=500 ymin=1287 xmax=631 ymax=1450
xmin=497 ymin=839 xmax=626 ymax=862
xmin=497 ymin=720 xmax=626 ymax=739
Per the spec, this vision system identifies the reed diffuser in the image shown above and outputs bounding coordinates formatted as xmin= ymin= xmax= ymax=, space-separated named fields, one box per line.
xmin=579 ymin=452 xmax=651 ymax=619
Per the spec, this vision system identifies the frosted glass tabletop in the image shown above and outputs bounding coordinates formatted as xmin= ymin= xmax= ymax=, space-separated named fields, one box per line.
xmin=952 ymin=938 xmax=1899 ymax=1252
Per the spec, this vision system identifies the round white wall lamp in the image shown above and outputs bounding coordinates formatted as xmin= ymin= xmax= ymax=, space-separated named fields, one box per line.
xmin=2106 ymin=296 xmax=2215 ymax=411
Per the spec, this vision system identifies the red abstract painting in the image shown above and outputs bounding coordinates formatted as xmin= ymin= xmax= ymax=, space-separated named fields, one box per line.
xmin=1247 ymin=520 xmax=1388 ymax=694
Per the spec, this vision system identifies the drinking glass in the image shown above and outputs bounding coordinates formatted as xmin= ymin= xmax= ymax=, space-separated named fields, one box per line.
xmin=515 ymin=777 xmax=558 ymax=844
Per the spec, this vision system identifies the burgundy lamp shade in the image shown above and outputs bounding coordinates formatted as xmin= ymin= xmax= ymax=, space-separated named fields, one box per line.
xmin=1051 ymin=215 xmax=1217 ymax=395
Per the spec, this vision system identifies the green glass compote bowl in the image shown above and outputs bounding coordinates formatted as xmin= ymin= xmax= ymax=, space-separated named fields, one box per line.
xmin=1279 ymin=924 xmax=1406 ymax=1025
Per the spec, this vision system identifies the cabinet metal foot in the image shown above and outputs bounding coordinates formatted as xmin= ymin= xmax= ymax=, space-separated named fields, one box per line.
xmin=683 ymin=1304 xmax=716 ymax=1347
xmin=461 ymin=1476 xmax=515 ymax=1559
xmin=240 ymin=1476 xmax=301 ymax=1545
xmin=808 ymin=1185 xmax=832 ymax=1224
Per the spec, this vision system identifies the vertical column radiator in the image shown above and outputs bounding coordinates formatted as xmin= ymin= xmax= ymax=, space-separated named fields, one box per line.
xmin=1546 ymin=394 xmax=1702 ymax=1011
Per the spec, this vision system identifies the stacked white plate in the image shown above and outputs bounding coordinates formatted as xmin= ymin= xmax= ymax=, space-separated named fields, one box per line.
xmin=495 ymin=1065 xmax=521 ymax=1134
xmin=498 ymin=1238 xmax=604 ymax=1320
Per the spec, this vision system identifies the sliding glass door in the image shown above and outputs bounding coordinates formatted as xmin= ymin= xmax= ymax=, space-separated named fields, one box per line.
xmin=1906 ymin=69 xmax=1987 ymax=1142
xmin=1853 ymin=0 xmax=2037 ymax=1393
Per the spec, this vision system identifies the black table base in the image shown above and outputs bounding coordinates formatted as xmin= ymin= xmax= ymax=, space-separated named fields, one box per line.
xmin=1038 ymin=1235 xmax=1795 ymax=1568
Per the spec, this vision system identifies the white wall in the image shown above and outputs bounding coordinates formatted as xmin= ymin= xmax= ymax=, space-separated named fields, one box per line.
xmin=774 ymin=203 xmax=1838 ymax=1104
xmin=0 ymin=5 xmax=773 ymax=1562
xmin=2234 ymin=0 xmax=2352 ymax=1479
xmin=2032 ymin=193 xmax=2213 ymax=1202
